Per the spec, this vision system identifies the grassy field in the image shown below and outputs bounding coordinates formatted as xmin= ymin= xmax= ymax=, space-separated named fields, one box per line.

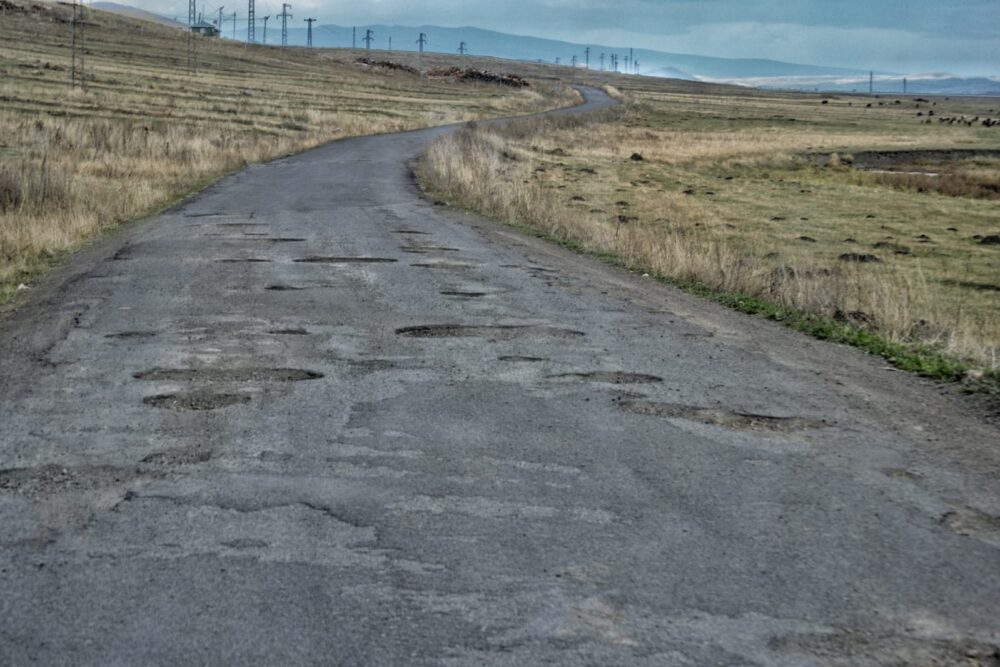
xmin=0 ymin=0 xmax=573 ymax=305
xmin=418 ymin=81 xmax=1000 ymax=382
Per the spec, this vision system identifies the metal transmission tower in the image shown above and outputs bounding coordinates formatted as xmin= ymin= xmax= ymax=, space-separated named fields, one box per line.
xmin=352 ymin=27 xmax=356 ymax=48
xmin=584 ymin=46 xmax=590 ymax=69
xmin=363 ymin=28 xmax=373 ymax=53
xmin=599 ymin=52 xmax=605 ymax=71
xmin=70 ymin=0 xmax=86 ymax=89
xmin=261 ymin=15 xmax=269 ymax=44
xmin=628 ymin=47 xmax=633 ymax=73
xmin=278 ymin=3 xmax=291 ymax=46
xmin=247 ymin=0 xmax=254 ymax=42
xmin=571 ymin=54 xmax=577 ymax=68
xmin=458 ymin=41 xmax=467 ymax=55
xmin=554 ymin=57 xmax=560 ymax=65
xmin=388 ymin=36 xmax=392 ymax=51
xmin=188 ymin=0 xmax=197 ymax=26
xmin=305 ymin=18 xmax=316 ymax=47
xmin=634 ymin=60 xmax=639 ymax=74
xmin=416 ymin=32 xmax=427 ymax=70
xmin=869 ymin=70 xmax=874 ymax=94
xmin=217 ymin=7 xmax=225 ymax=32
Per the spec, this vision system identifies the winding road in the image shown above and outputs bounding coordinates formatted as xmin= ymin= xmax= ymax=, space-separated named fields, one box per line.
xmin=1 ymin=87 xmax=998 ymax=665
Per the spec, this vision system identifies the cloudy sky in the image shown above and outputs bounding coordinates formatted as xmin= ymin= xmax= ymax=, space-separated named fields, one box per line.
xmin=147 ymin=0 xmax=999 ymax=75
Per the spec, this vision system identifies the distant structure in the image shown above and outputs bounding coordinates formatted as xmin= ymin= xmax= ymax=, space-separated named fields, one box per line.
xmin=230 ymin=12 xmax=237 ymax=39
xmin=363 ymin=28 xmax=374 ymax=53
xmin=903 ymin=77 xmax=908 ymax=94
xmin=305 ymin=18 xmax=316 ymax=48
xmin=869 ymin=70 xmax=874 ymax=94
xmin=555 ymin=56 xmax=560 ymax=65
xmin=278 ymin=3 xmax=291 ymax=46
xmin=352 ymin=27 xmax=356 ymax=48
xmin=261 ymin=15 xmax=269 ymax=44
xmin=189 ymin=20 xmax=218 ymax=37
xmin=571 ymin=54 xmax=577 ymax=68
xmin=187 ymin=0 xmax=196 ymax=26
xmin=600 ymin=52 xmax=605 ymax=71
xmin=458 ymin=41 xmax=467 ymax=55
xmin=388 ymin=36 xmax=392 ymax=51
xmin=417 ymin=32 xmax=427 ymax=52
xmin=584 ymin=46 xmax=590 ymax=69
xmin=246 ymin=0 xmax=254 ymax=42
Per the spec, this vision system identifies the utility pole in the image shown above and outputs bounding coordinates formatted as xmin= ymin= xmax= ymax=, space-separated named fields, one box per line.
xmin=903 ymin=77 xmax=907 ymax=94
xmin=363 ymin=28 xmax=373 ymax=53
xmin=217 ymin=6 xmax=224 ymax=33
xmin=600 ymin=52 xmax=605 ymax=71
xmin=628 ymin=47 xmax=633 ymax=73
xmin=230 ymin=11 xmax=237 ymax=40
xmin=261 ymin=15 xmax=269 ymax=44
xmin=584 ymin=46 xmax=590 ymax=69
xmin=70 ymin=0 xmax=86 ymax=89
xmin=278 ymin=3 xmax=291 ymax=46
xmin=247 ymin=0 xmax=254 ymax=42
xmin=458 ymin=41 xmax=467 ymax=55
xmin=305 ymin=18 xmax=316 ymax=48
xmin=388 ymin=36 xmax=392 ymax=51
xmin=555 ymin=56 xmax=560 ymax=65
xmin=416 ymin=32 xmax=427 ymax=71
xmin=352 ymin=26 xmax=356 ymax=48
xmin=634 ymin=60 xmax=639 ymax=75
xmin=571 ymin=54 xmax=577 ymax=68
xmin=869 ymin=70 xmax=874 ymax=95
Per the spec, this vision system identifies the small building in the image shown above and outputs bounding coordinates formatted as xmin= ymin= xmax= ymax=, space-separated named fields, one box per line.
xmin=190 ymin=21 xmax=220 ymax=37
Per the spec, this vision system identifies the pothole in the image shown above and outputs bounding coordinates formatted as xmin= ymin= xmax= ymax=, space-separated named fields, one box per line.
xmin=268 ymin=328 xmax=309 ymax=336
xmin=143 ymin=392 xmax=252 ymax=411
xmin=134 ymin=367 xmax=324 ymax=382
xmin=294 ymin=257 xmax=397 ymax=264
xmin=411 ymin=262 xmax=476 ymax=270
xmin=105 ymin=331 xmax=157 ymax=339
xmin=548 ymin=371 xmax=663 ymax=384
xmin=396 ymin=324 xmax=584 ymax=340
xmin=619 ymin=400 xmax=825 ymax=432
xmin=402 ymin=247 xmax=461 ymax=253
xmin=216 ymin=258 xmax=273 ymax=263
xmin=440 ymin=290 xmax=488 ymax=298
xmin=0 ymin=464 xmax=145 ymax=496
xmin=141 ymin=447 xmax=214 ymax=465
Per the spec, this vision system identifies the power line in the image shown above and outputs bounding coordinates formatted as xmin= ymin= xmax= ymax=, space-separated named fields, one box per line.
xmin=70 ymin=0 xmax=86 ymax=89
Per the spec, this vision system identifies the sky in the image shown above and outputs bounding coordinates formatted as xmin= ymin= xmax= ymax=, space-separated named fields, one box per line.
xmin=144 ymin=0 xmax=999 ymax=76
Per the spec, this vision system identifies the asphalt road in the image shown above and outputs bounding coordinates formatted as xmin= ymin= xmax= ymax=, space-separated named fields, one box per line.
xmin=1 ymin=86 xmax=998 ymax=666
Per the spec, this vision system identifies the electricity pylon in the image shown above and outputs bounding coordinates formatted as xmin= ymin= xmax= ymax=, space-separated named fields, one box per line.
xmin=261 ymin=15 xmax=269 ymax=44
xmin=247 ymin=0 xmax=254 ymax=42
xmin=584 ymin=46 xmax=590 ymax=69
xmin=363 ymin=28 xmax=373 ymax=52
xmin=305 ymin=18 xmax=316 ymax=47
xmin=458 ymin=41 xmax=467 ymax=55
xmin=278 ymin=3 xmax=291 ymax=46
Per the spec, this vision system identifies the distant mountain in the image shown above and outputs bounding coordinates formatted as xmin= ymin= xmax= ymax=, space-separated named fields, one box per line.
xmin=283 ymin=24 xmax=868 ymax=80
xmin=91 ymin=2 xmax=185 ymax=28
xmin=645 ymin=67 xmax=697 ymax=81
xmin=727 ymin=74 xmax=1000 ymax=96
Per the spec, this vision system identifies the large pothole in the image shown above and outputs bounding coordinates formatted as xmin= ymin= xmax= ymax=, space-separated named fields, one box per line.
xmin=143 ymin=392 xmax=252 ymax=411
xmin=135 ymin=367 xmax=324 ymax=382
xmin=396 ymin=324 xmax=585 ymax=341
xmin=619 ymin=400 xmax=825 ymax=432
xmin=294 ymin=257 xmax=397 ymax=264
xmin=549 ymin=371 xmax=663 ymax=384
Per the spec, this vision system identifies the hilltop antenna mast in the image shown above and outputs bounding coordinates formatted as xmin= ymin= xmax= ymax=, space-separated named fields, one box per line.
xmin=305 ymin=18 xmax=316 ymax=47
xmin=458 ymin=41 xmax=467 ymax=55
xmin=278 ymin=3 xmax=291 ymax=46
xmin=70 ymin=0 xmax=86 ymax=89
xmin=247 ymin=0 xmax=254 ymax=42
xmin=584 ymin=46 xmax=590 ymax=69
xmin=363 ymin=28 xmax=373 ymax=53
xmin=261 ymin=15 xmax=269 ymax=44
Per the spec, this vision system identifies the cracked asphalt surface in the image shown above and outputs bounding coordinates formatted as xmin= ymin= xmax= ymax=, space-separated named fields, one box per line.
xmin=1 ymin=87 xmax=999 ymax=665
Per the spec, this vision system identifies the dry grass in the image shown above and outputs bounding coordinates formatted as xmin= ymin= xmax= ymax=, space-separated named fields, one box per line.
xmin=417 ymin=88 xmax=1000 ymax=372
xmin=0 ymin=0 xmax=574 ymax=302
